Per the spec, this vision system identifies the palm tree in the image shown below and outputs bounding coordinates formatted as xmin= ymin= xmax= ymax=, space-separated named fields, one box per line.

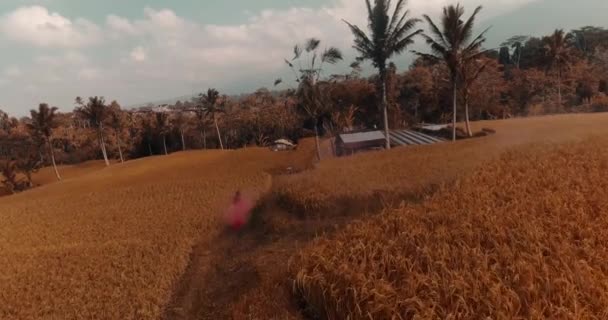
xmin=278 ymin=38 xmax=343 ymax=160
xmin=75 ymin=96 xmax=111 ymax=166
xmin=108 ymin=102 xmax=126 ymax=163
xmin=171 ymin=109 xmax=189 ymax=151
xmin=155 ymin=110 xmax=170 ymax=155
xmin=200 ymin=89 xmax=225 ymax=150
xmin=416 ymin=4 xmax=488 ymax=141
xmin=27 ymin=103 xmax=61 ymax=180
xmin=141 ymin=115 xmax=155 ymax=156
xmin=460 ymin=58 xmax=489 ymax=136
xmin=344 ymin=0 xmax=422 ymax=149
xmin=193 ymin=94 xmax=210 ymax=149
xmin=501 ymin=35 xmax=529 ymax=69
xmin=543 ymin=29 xmax=572 ymax=108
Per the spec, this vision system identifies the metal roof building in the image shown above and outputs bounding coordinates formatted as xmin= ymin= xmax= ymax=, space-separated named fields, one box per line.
xmin=335 ymin=131 xmax=386 ymax=156
xmin=334 ymin=129 xmax=445 ymax=157
xmin=389 ymin=129 xmax=446 ymax=147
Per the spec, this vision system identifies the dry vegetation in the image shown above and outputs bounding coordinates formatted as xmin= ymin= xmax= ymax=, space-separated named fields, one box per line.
xmin=275 ymin=113 xmax=608 ymax=215
xmin=291 ymin=137 xmax=608 ymax=319
xmin=3 ymin=114 xmax=608 ymax=319
xmin=0 ymin=138 xmax=317 ymax=319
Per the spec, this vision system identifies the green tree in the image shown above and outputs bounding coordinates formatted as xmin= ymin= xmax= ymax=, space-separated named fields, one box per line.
xmin=108 ymin=101 xmax=127 ymax=163
xmin=27 ymin=103 xmax=61 ymax=180
xmin=75 ymin=96 xmax=111 ymax=166
xmin=193 ymin=97 xmax=209 ymax=149
xmin=543 ymin=29 xmax=573 ymax=107
xmin=200 ymin=88 xmax=225 ymax=150
xmin=344 ymin=0 xmax=422 ymax=149
xmin=416 ymin=4 xmax=488 ymax=141
xmin=501 ymin=35 xmax=530 ymax=69
xmin=155 ymin=110 xmax=170 ymax=155
xmin=460 ymin=57 xmax=490 ymax=136
xmin=171 ymin=108 xmax=189 ymax=151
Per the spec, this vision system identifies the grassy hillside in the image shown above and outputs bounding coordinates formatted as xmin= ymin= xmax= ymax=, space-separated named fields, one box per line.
xmin=292 ymin=137 xmax=608 ymax=319
xmin=275 ymin=113 xmax=608 ymax=214
xmin=0 ymin=141 xmax=317 ymax=319
xmin=2 ymin=115 xmax=608 ymax=319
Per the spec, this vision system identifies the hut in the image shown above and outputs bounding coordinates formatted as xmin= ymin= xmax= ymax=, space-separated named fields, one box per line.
xmin=335 ymin=131 xmax=386 ymax=156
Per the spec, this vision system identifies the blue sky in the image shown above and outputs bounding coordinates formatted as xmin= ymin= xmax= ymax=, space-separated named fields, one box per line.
xmin=0 ymin=0 xmax=606 ymax=115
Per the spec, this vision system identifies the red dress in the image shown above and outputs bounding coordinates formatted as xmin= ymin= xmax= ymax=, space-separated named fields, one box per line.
xmin=224 ymin=193 xmax=253 ymax=230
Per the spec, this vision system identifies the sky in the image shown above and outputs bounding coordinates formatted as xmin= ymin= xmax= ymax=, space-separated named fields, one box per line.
xmin=0 ymin=0 xmax=606 ymax=115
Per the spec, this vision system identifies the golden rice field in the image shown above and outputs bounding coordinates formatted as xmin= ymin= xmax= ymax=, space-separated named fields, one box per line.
xmin=0 ymin=142 xmax=316 ymax=319
xmin=275 ymin=113 xmax=608 ymax=215
xmin=291 ymin=137 xmax=608 ymax=319
xmin=2 ymin=114 xmax=608 ymax=319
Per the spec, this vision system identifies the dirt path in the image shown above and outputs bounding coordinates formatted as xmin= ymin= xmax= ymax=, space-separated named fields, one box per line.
xmin=162 ymin=196 xmax=346 ymax=320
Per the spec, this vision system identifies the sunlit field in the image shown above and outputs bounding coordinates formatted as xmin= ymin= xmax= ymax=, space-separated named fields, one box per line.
xmin=2 ymin=115 xmax=608 ymax=319
xmin=292 ymin=137 xmax=608 ymax=319
xmin=275 ymin=113 xmax=608 ymax=215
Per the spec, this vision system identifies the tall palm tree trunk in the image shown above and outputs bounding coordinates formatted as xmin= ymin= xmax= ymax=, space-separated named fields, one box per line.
xmin=464 ymin=101 xmax=472 ymax=137
xmin=115 ymin=133 xmax=124 ymax=163
xmin=200 ymin=128 xmax=207 ymax=150
xmin=47 ymin=139 xmax=61 ymax=181
xmin=147 ymin=141 xmax=153 ymax=156
xmin=162 ymin=135 xmax=168 ymax=155
xmin=203 ymin=128 xmax=207 ymax=149
xmin=214 ymin=117 xmax=224 ymax=150
xmin=180 ymin=129 xmax=186 ymax=151
xmin=313 ymin=122 xmax=322 ymax=161
xmin=557 ymin=69 xmax=562 ymax=108
xmin=98 ymin=130 xmax=110 ymax=166
xmin=452 ymin=78 xmax=458 ymax=142
xmin=464 ymin=93 xmax=473 ymax=137
xmin=381 ymin=72 xmax=391 ymax=150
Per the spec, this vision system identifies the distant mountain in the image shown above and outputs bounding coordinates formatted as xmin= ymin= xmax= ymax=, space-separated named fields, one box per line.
xmin=126 ymin=88 xmax=288 ymax=110
xmin=482 ymin=0 xmax=608 ymax=46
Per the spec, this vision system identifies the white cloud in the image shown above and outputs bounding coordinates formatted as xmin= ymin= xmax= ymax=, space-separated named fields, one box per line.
xmin=0 ymin=1 xmax=542 ymax=115
xmin=0 ymin=6 xmax=102 ymax=48
xmin=130 ymin=46 xmax=147 ymax=62
xmin=4 ymin=66 xmax=22 ymax=77
xmin=106 ymin=14 xmax=137 ymax=35
xmin=78 ymin=67 xmax=101 ymax=80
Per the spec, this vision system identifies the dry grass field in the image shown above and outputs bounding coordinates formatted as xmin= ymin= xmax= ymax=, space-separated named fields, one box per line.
xmin=0 ymin=142 xmax=317 ymax=319
xmin=291 ymin=138 xmax=608 ymax=319
xmin=2 ymin=114 xmax=608 ymax=319
xmin=275 ymin=113 xmax=608 ymax=215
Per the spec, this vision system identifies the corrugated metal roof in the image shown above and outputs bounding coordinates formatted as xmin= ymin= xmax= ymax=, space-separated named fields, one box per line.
xmin=390 ymin=129 xmax=446 ymax=147
xmin=339 ymin=131 xmax=385 ymax=144
xmin=415 ymin=124 xmax=450 ymax=131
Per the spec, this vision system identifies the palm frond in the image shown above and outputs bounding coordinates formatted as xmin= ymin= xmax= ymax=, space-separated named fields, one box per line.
xmin=293 ymin=45 xmax=302 ymax=60
xmin=305 ymin=38 xmax=321 ymax=52
xmin=387 ymin=16 xmax=422 ymax=50
xmin=412 ymin=50 xmax=441 ymax=63
xmin=321 ymin=47 xmax=344 ymax=64
xmin=274 ymin=78 xmax=283 ymax=86
xmin=420 ymin=34 xmax=448 ymax=58
xmin=388 ymin=0 xmax=407 ymax=34
xmin=461 ymin=6 xmax=483 ymax=44
xmin=343 ymin=19 xmax=374 ymax=58
xmin=392 ymin=29 xmax=423 ymax=54
xmin=423 ymin=15 xmax=448 ymax=48
xmin=464 ymin=26 xmax=491 ymax=54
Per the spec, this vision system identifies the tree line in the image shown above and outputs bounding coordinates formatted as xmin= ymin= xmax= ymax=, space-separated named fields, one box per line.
xmin=2 ymin=0 xmax=608 ymax=194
